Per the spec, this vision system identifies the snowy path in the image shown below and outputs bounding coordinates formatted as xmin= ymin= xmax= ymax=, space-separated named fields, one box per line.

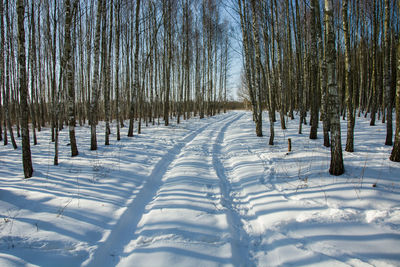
xmin=85 ymin=112 xmax=255 ymax=267
xmin=1 ymin=111 xmax=400 ymax=267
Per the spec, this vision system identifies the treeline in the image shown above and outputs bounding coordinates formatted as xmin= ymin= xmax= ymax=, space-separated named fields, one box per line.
xmin=237 ymin=0 xmax=400 ymax=175
xmin=0 ymin=0 xmax=232 ymax=177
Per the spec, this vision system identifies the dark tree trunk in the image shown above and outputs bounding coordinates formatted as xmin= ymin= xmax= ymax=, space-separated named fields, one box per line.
xmin=309 ymin=0 xmax=319 ymax=140
xmin=63 ymin=0 xmax=79 ymax=156
xmin=384 ymin=0 xmax=392 ymax=146
xmin=390 ymin=0 xmax=400 ymax=162
xmin=17 ymin=0 xmax=33 ymax=178
xmin=325 ymin=0 xmax=344 ymax=175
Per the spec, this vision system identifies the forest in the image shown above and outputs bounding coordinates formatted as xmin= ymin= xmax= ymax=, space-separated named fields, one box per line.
xmin=1 ymin=0 xmax=232 ymax=178
xmin=1 ymin=0 xmax=400 ymax=266
xmin=236 ymin=0 xmax=400 ymax=175
xmin=1 ymin=0 xmax=400 ymax=179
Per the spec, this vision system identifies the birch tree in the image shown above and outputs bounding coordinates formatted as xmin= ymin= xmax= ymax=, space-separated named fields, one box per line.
xmin=370 ymin=0 xmax=378 ymax=126
xmin=63 ymin=0 xmax=79 ymax=156
xmin=89 ymin=0 xmax=104 ymax=150
xmin=390 ymin=0 xmax=400 ymax=162
xmin=238 ymin=0 xmax=260 ymax=136
xmin=0 ymin=0 xmax=5 ymax=144
xmin=250 ymin=0 xmax=263 ymax=137
xmin=325 ymin=0 xmax=344 ymax=175
xmin=128 ymin=0 xmax=141 ymax=135
xmin=309 ymin=0 xmax=319 ymax=140
xmin=115 ymin=0 xmax=121 ymax=141
xmin=5 ymin=0 xmax=17 ymax=149
xmin=104 ymin=0 xmax=113 ymax=145
xmin=384 ymin=0 xmax=393 ymax=146
xmin=343 ymin=0 xmax=355 ymax=152
xmin=163 ymin=0 xmax=172 ymax=126
xmin=17 ymin=0 xmax=33 ymax=178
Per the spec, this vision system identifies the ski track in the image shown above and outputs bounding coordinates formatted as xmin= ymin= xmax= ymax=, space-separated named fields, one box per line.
xmin=212 ymin=113 xmax=255 ymax=267
xmin=84 ymin=112 xmax=246 ymax=267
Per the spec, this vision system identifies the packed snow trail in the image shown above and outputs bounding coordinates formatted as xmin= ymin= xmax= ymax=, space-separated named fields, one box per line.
xmin=212 ymin=115 xmax=253 ymax=266
xmin=85 ymin=112 xmax=253 ymax=267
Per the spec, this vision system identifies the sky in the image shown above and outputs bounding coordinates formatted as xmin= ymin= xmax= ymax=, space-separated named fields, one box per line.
xmin=221 ymin=1 xmax=243 ymax=100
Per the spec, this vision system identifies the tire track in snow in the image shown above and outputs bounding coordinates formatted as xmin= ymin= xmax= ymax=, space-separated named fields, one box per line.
xmin=212 ymin=112 xmax=255 ymax=267
xmin=84 ymin=112 xmax=238 ymax=267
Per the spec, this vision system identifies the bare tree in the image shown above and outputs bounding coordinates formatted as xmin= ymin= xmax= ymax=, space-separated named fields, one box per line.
xmin=104 ymin=0 xmax=114 ymax=145
xmin=384 ymin=0 xmax=393 ymax=146
xmin=63 ymin=0 xmax=79 ymax=156
xmin=250 ymin=0 xmax=263 ymax=137
xmin=309 ymin=0 xmax=319 ymax=140
xmin=4 ymin=0 xmax=17 ymax=149
xmin=293 ymin=0 xmax=304 ymax=135
xmin=162 ymin=0 xmax=172 ymax=126
xmin=17 ymin=0 xmax=33 ymax=178
xmin=238 ymin=0 xmax=261 ymax=136
xmin=370 ymin=0 xmax=378 ymax=126
xmin=325 ymin=0 xmax=344 ymax=175
xmin=343 ymin=0 xmax=355 ymax=152
xmin=115 ymin=0 xmax=121 ymax=141
xmin=390 ymin=0 xmax=400 ymax=162
xmin=128 ymin=0 xmax=141 ymax=135
xmin=89 ymin=0 xmax=104 ymax=150
xmin=0 ymin=0 xmax=5 ymax=144
xmin=28 ymin=1 xmax=37 ymax=145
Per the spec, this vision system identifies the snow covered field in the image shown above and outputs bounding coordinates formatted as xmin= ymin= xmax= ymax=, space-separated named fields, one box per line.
xmin=0 ymin=110 xmax=399 ymax=266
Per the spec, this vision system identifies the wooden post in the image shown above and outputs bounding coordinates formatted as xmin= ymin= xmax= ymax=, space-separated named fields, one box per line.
xmin=288 ymin=138 xmax=292 ymax=152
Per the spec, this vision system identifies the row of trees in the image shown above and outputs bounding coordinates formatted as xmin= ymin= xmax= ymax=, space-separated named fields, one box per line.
xmin=3 ymin=0 xmax=400 ymax=177
xmin=237 ymin=0 xmax=400 ymax=175
xmin=0 ymin=0 xmax=232 ymax=178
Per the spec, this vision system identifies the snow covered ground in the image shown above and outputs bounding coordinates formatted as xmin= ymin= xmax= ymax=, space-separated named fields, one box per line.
xmin=0 ymin=110 xmax=399 ymax=266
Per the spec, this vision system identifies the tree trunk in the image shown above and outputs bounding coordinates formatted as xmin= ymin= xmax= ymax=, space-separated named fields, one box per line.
xmin=390 ymin=1 xmax=400 ymax=162
xmin=5 ymin=0 xmax=17 ymax=149
xmin=315 ymin=0 xmax=330 ymax=147
xmin=17 ymin=0 xmax=33 ymax=178
xmin=325 ymin=0 xmax=344 ymax=175
xmin=0 ymin=0 xmax=5 ymax=144
xmin=250 ymin=0 xmax=263 ymax=137
xmin=63 ymin=0 xmax=79 ymax=156
xmin=384 ymin=0 xmax=393 ymax=146
xmin=50 ymin=1 xmax=57 ymax=143
xmin=294 ymin=0 xmax=304 ymax=135
xmin=343 ymin=0 xmax=355 ymax=152
xmin=89 ymin=0 xmax=104 ymax=150
xmin=115 ymin=0 xmax=121 ymax=141
xmin=238 ymin=0 xmax=259 ymax=136
xmin=29 ymin=1 xmax=37 ymax=146
xmin=273 ymin=0 xmax=286 ymax=131
xmin=309 ymin=0 xmax=319 ymax=140
xmin=370 ymin=0 xmax=378 ymax=126
xmin=163 ymin=0 xmax=171 ymax=126
xmin=85 ymin=2 xmax=92 ymax=130
xmin=104 ymin=0 xmax=113 ymax=145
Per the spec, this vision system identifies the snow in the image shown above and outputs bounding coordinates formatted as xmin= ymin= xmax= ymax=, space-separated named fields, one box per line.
xmin=0 ymin=111 xmax=399 ymax=267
